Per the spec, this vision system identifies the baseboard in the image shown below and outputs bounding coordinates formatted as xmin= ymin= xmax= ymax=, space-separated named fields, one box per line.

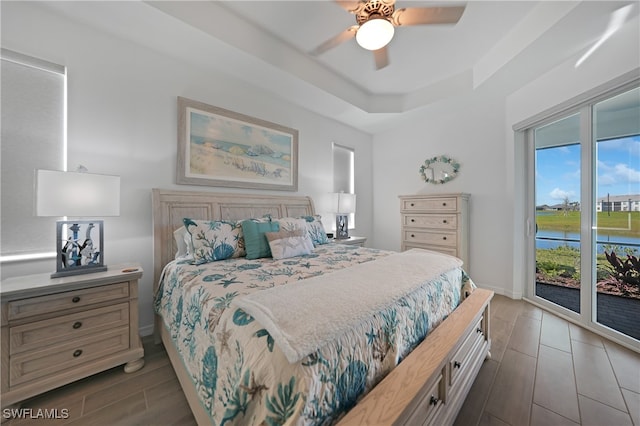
xmin=139 ymin=323 xmax=154 ymax=337
xmin=474 ymin=282 xmax=522 ymax=300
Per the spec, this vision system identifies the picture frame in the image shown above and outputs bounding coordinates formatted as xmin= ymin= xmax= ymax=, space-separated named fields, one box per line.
xmin=177 ymin=97 xmax=298 ymax=191
xmin=53 ymin=220 xmax=106 ymax=278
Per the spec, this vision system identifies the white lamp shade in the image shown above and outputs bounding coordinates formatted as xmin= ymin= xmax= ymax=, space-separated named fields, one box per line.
xmin=356 ymin=18 xmax=395 ymax=51
xmin=332 ymin=192 xmax=356 ymax=214
xmin=36 ymin=169 xmax=120 ymax=217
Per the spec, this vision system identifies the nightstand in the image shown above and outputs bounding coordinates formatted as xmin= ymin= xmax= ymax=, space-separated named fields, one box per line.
xmin=1 ymin=264 xmax=145 ymax=407
xmin=331 ymin=236 xmax=367 ymax=247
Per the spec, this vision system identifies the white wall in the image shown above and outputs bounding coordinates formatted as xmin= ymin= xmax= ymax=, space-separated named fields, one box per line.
xmin=371 ymin=12 xmax=640 ymax=299
xmin=371 ymin=88 xmax=511 ymax=295
xmin=0 ymin=2 xmax=374 ymax=335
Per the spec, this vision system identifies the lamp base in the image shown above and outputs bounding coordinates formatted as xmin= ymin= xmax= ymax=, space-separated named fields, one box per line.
xmin=335 ymin=214 xmax=349 ymax=239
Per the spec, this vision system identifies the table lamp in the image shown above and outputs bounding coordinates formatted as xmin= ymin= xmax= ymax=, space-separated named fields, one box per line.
xmin=36 ymin=168 xmax=120 ymax=278
xmin=332 ymin=192 xmax=356 ymax=239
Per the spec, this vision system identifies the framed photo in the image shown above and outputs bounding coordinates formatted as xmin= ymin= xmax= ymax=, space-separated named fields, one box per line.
xmin=53 ymin=220 xmax=106 ymax=278
xmin=177 ymin=97 xmax=298 ymax=191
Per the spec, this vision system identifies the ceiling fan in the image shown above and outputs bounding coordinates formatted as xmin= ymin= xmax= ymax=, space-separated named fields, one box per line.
xmin=311 ymin=0 xmax=466 ymax=70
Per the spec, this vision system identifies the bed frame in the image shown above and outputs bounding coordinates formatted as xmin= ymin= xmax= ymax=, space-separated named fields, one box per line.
xmin=152 ymin=188 xmax=493 ymax=425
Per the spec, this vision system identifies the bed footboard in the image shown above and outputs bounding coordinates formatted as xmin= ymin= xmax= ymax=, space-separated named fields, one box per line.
xmin=338 ymin=288 xmax=493 ymax=426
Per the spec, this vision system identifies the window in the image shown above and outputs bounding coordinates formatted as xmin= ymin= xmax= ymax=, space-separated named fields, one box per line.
xmin=1 ymin=49 xmax=66 ymax=260
xmin=332 ymin=143 xmax=355 ymax=229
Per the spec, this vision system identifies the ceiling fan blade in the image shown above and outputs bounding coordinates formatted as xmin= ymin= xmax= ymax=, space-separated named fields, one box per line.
xmin=335 ymin=0 xmax=365 ymax=14
xmin=392 ymin=6 xmax=466 ymax=26
xmin=373 ymin=46 xmax=389 ymax=70
xmin=310 ymin=26 xmax=358 ymax=56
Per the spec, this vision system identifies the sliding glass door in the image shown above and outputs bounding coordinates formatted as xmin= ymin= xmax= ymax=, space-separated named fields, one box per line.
xmin=593 ymin=88 xmax=640 ymax=340
xmin=529 ymin=86 xmax=639 ymax=344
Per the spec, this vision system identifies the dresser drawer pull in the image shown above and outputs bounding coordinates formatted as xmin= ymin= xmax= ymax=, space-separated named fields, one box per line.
xmin=442 ymin=236 xmax=447 ymax=240
xmin=72 ymin=321 xmax=83 ymax=329
xmin=429 ymin=395 xmax=439 ymax=406
xmin=454 ymin=361 xmax=462 ymax=369
xmin=442 ymin=202 xmax=447 ymax=206
xmin=477 ymin=327 xmax=483 ymax=334
xmin=72 ymin=349 xmax=83 ymax=358
xmin=72 ymin=296 xmax=81 ymax=303
xmin=411 ymin=234 xmax=415 ymax=238
xmin=411 ymin=219 xmax=415 ymax=222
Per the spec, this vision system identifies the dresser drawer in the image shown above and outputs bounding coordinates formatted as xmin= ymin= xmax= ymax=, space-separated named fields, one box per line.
xmin=9 ymin=303 xmax=129 ymax=355
xmin=404 ymin=230 xmax=457 ymax=247
xmin=403 ymin=244 xmax=458 ymax=257
xmin=404 ymin=371 xmax=445 ymax=426
xmin=403 ymin=214 xmax=457 ymax=230
xmin=8 ymin=282 xmax=129 ymax=321
xmin=450 ymin=317 xmax=485 ymax=386
xmin=9 ymin=327 xmax=129 ymax=387
xmin=401 ymin=197 xmax=457 ymax=212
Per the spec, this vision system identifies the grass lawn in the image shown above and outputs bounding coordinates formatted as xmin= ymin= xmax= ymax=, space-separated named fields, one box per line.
xmin=536 ymin=211 xmax=640 ymax=237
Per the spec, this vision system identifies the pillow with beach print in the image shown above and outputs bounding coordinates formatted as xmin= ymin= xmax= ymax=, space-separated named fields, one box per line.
xmin=300 ymin=215 xmax=330 ymax=246
xmin=183 ymin=218 xmax=244 ymax=264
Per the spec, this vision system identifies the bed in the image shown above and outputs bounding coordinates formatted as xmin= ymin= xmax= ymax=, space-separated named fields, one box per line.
xmin=152 ymin=189 xmax=492 ymax=425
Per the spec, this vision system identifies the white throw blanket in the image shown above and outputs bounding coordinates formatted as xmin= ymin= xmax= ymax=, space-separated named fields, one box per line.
xmin=232 ymin=248 xmax=463 ymax=363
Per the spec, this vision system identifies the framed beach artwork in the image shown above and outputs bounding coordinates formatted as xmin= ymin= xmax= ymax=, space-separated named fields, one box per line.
xmin=177 ymin=97 xmax=298 ymax=191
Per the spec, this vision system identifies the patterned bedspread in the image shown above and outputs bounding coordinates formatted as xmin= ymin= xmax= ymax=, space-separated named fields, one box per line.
xmin=154 ymin=244 xmax=471 ymax=425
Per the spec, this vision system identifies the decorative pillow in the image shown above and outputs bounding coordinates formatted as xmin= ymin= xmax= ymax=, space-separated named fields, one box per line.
xmin=183 ymin=218 xmax=244 ymax=264
xmin=300 ymin=215 xmax=330 ymax=246
xmin=265 ymin=229 xmax=314 ymax=260
xmin=241 ymin=219 xmax=280 ymax=259
xmin=274 ymin=217 xmax=308 ymax=233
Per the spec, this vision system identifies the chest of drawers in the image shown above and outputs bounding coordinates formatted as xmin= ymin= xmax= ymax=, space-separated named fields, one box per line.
xmin=1 ymin=265 xmax=145 ymax=407
xmin=399 ymin=194 xmax=470 ymax=270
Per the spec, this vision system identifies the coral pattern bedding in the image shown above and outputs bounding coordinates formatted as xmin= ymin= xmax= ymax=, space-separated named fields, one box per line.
xmin=154 ymin=244 xmax=473 ymax=425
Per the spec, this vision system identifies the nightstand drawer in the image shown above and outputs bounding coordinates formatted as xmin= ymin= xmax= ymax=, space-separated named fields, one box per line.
xmin=8 ymin=282 xmax=129 ymax=321
xmin=9 ymin=303 xmax=130 ymax=355
xmin=403 ymin=214 xmax=457 ymax=229
xmin=402 ymin=197 xmax=457 ymax=212
xmin=9 ymin=327 xmax=129 ymax=387
xmin=404 ymin=230 xmax=456 ymax=247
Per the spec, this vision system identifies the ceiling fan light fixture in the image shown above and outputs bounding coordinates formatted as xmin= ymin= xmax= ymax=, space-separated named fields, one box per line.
xmin=356 ymin=17 xmax=394 ymax=51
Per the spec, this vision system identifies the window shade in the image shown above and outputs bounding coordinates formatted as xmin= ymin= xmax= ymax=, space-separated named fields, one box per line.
xmin=1 ymin=49 xmax=66 ymax=258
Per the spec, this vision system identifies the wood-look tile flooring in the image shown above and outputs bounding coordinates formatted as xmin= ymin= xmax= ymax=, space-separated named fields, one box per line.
xmin=5 ymin=295 xmax=639 ymax=425
xmin=455 ymin=295 xmax=640 ymax=426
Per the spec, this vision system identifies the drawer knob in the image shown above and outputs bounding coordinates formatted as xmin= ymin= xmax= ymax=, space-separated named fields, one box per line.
xmin=72 ymin=321 xmax=83 ymax=329
xmin=442 ymin=236 xmax=447 ymax=240
xmin=477 ymin=327 xmax=483 ymax=334
xmin=72 ymin=296 xmax=81 ymax=303
xmin=442 ymin=202 xmax=447 ymax=206
xmin=443 ymin=219 xmax=448 ymax=224
xmin=429 ymin=396 xmax=439 ymax=406
xmin=411 ymin=234 xmax=415 ymax=238
xmin=411 ymin=219 xmax=415 ymax=222
xmin=454 ymin=361 xmax=462 ymax=369
xmin=73 ymin=349 xmax=83 ymax=358
xmin=410 ymin=203 xmax=415 ymax=207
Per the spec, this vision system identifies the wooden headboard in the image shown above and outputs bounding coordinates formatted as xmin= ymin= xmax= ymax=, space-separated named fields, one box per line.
xmin=151 ymin=189 xmax=316 ymax=293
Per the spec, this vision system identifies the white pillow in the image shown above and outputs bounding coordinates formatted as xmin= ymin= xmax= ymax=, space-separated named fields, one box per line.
xmin=173 ymin=226 xmax=191 ymax=259
xmin=265 ymin=229 xmax=314 ymax=260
